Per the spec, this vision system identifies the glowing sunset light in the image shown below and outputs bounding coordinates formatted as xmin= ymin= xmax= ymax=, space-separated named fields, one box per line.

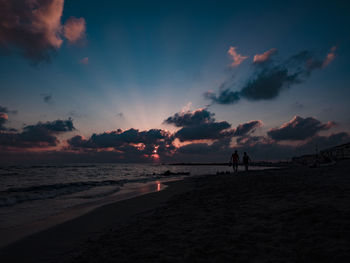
xmin=0 ymin=1 xmax=349 ymax=163
xmin=1 ymin=2 xmax=350 ymax=262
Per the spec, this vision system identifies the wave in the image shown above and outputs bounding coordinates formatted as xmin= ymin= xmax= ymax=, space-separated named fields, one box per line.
xmin=76 ymin=187 xmax=121 ymax=199
xmin=0 ymin=179 xmax=130 ymax=207
xmin=0 ymin=164 xmax=97 ymax=169
xmin=0 ymin=167 xmax=190 ymax=207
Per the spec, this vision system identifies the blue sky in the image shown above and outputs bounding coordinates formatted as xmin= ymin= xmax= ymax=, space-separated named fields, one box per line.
xmin=0 ymin=0 xmax=349 ymax=162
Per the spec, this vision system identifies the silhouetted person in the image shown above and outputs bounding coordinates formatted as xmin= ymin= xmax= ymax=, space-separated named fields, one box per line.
xmin=243 ymin=152 xmax=251 ymax=171
xmin=230 ymin=150 xmax=239 ymax=173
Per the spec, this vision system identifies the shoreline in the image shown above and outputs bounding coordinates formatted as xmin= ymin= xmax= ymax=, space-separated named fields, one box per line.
xmin=0 ymin=178 xmax=182 ymax=248
xmin=1 ymin=162 xmax=350 ymax=262
xmin=0 ymin=165 xmax=273 ymax=248
xmin=0 ymin=177 xmax=196 ymax=262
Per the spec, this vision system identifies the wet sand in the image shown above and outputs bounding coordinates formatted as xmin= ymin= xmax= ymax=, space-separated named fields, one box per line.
xmin=0 ymin=180 xmax=170 ymax=248
xmin=1 ymin=161 xmax=350 ymax=262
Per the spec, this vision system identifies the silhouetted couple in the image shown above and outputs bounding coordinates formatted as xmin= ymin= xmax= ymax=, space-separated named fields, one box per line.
xmin=230 ymin=150 xmax=251 ymax=173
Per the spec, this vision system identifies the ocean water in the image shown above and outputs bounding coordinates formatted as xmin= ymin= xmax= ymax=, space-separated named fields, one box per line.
xmin=0 ymin=163 xmax=269 ymax=244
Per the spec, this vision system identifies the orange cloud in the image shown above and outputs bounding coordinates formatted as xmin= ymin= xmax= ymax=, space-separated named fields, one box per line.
xmin=63 ymin=17 xmax=86 ymax=44
xmin=79 ymin=57 xmax=89 ymax=65
xmin=0 ymin=0 xmax=86 ymax=61
xmin=227 ymin=46 xmax=248 ymax=67
xmin=322 ymin=46 xmax=337 ymax=68
xmin=32 ymin=0 xmax=64 ymax=48
xmin=253 ymin=48 xmax=277 ymax=63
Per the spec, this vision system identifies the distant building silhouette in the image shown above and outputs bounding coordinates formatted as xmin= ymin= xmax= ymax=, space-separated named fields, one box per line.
xmin=320 ymin=142 xmax=350 ymax=160
xmin=292 ymin=142 xmax=350 ymax=165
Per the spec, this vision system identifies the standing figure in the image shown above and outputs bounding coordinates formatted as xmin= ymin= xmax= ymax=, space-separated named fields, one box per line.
xmin=243 ymin=152 xmax=251 ymax=171
xmin=231 ymin=150 xmax=239 ymax=173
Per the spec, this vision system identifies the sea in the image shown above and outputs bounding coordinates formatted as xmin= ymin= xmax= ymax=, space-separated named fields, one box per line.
xmin=0 ymin=163 xmax=270 ymax=246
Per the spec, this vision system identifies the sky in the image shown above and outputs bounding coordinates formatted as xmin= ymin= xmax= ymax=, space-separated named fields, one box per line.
xmin=0 ymin=0 xmax=350 ymax=163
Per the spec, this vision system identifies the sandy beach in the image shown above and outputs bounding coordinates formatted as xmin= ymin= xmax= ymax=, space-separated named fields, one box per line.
xmin=1 ymin=161 xmax=350 ymax=262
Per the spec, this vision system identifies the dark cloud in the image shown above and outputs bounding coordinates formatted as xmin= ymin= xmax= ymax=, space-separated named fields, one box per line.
xmin=0 ymin=106 xmax=8 ymax=113
xmin=0 ymin=108 xmax=348 ymax=163
xmin=0 ymin=118 xmax=74 ymax=148
xmin=205 ymin=47 xmax=336 ymax=105
xmin=67 ymin=135 xmax=94 ymax=148
xmin=164 ymin=108 xmax=233 ymax=141
xmin=171 ymin=113 xmax=349 ymax=161
xmin=68 ymin=128 xmax=174 ymax=157
xmin=204 ymin=89 xmax=240 ymax=105
xmin=42 ymin=94 xmax=54 ymax=104
xmin=0 ymin=105 xmax=17 ymax=114
xmin=175 ymin=122 xmax=232 ymax=141
xmin=2 ymin=130 xmax=347 ymax=164
xmin=240 ymin=66 xmax=301 ymax=101
xmin=67 ymin=112 xmax=265 ymax=161
xmin=287 ymin=48 xmax=336 ymax=74
xmin=67 ymin=128 xmax=176 ymax=163
xmin=0 ymin=105 xmax=17 ymax=131
xmin=0 ymin=0 xmax=86 ymax=62
xmin=206 ymin=65 xmax=301 ymax=104
xmin=178 ymin=138 xmax=231 ymax=154
xmin=175 ymin=138 xmax=231 ymax=161
xmin=24 ymin=118 xmax=75 ymax=133
xmin=170 ymin=129 xmax=350 ymax=162
xmin=116 ymin=112 xmax=125 ymax=119
xmin=234 ymin=120 xmax=262 ymax=136
xmin=236 ymin=135 xmax=266 ymax=146
xmin=267 ymin=116 xmax=335 ymax=141
xmin=165 ymin=109 xmax=263 ymax=142
xmin=0 ymin=113 xmax=8 ymax=131
xmin=164 ymin=108 xmax=214 ymax=127
xmin=287 ymin=50 xmax=323 ymax=76
xmin=171 ymin=138 xmax=232 ymax=162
